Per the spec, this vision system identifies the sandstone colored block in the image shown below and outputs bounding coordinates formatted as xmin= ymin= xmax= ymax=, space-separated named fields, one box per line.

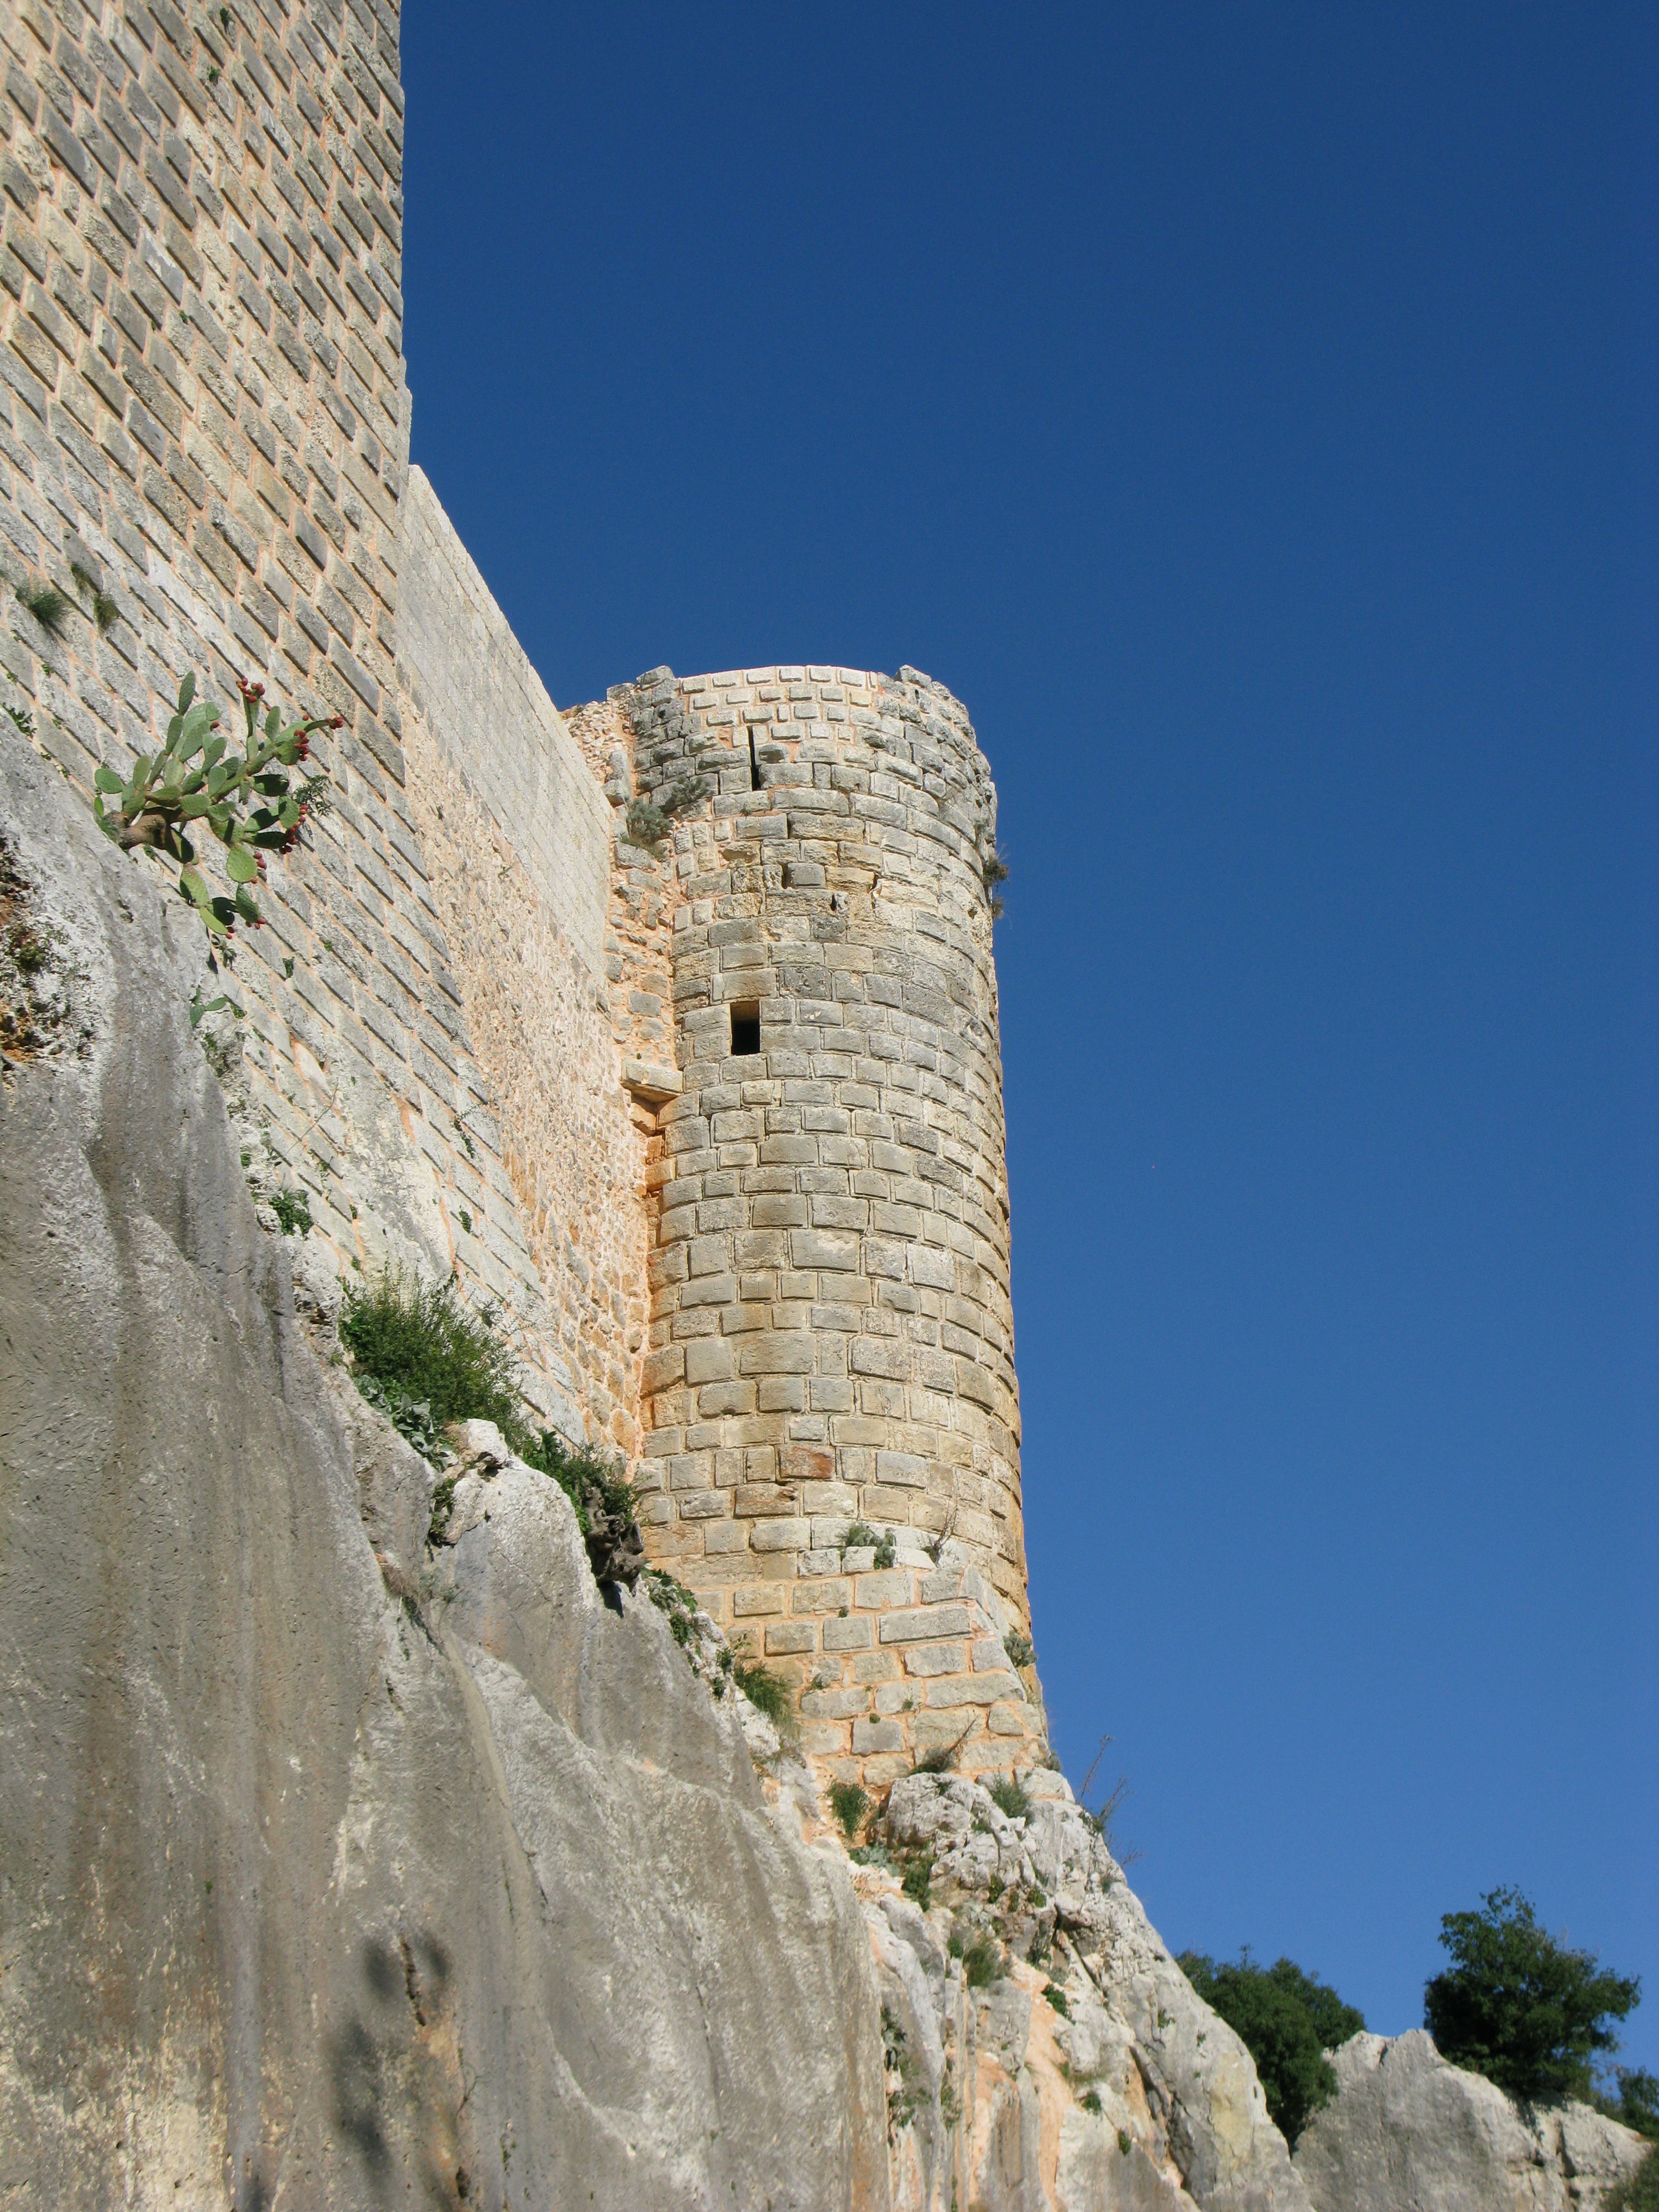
xmin=763 ymin=1623 xmax=817 ymax=1655
xmin=852 ymin=1571 xmax=911 ymax=1609
xmin=731 ymin=1586 xmax=785 ymax=1617
xmin=698 ymin=1381 xmax=756 ymax=1417
xmin=684 ymin=1339 xmax=735 ymax=1385
xmin=822 ymin=1615 xmax=874 ymax=1651
xmin=735 ymin=1485 xmax=799 ymax=1516
xmin=801 ymin=1687 xmax=871 ymax=1721
xmin=642 ymin=1346 xmax=686 ymax=1391
xmin=789 ymin=1229 xmax=860 ymax=1272
xmin=852 ymin=1717 xmax=905 ymax=1754
xmin=797 ymin=1721 xmax=853 ymax=1756
xmin=678 ymin=1491 xmax=731 ymax=1521
xmin=790 ymin=1580 xmax=853 ymax=1615
xmin=925 ymin=1672 xmax=1021 ymax=1707
xmin=879 ymin=1605 xmax=972 ymax=1644
xmin=750 ymin=1519 xmax=811 ymax=1553
xmin=739 ymin=1333 xmax=816 ymax=1376
xmin=901 ymin=1641 xmax=970 ymax=1679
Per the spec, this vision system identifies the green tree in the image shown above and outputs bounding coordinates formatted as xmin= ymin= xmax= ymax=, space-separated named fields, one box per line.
xmin=1600 ymin=2070 xmax=1659 ymax=2145
xmin=1423 ymin=1887 xmax=1640 ymax=2104
xmin=1178 ymin=1950 xmax=1366 ymax=2145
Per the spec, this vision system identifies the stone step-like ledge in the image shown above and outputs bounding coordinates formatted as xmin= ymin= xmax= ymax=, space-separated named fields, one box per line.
xmin=622 ymin=1058 xmax=684 ymax=1102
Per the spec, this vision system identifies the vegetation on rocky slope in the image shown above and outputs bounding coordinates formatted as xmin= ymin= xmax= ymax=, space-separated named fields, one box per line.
xmin=1425 ymin=1887 xmax=1641 ymax=2105
xmin=1178 ymin=1950 xmax=1365 ymax=2143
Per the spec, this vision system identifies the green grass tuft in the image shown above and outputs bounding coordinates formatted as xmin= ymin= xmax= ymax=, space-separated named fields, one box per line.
xmin=732 ymin=1647 xmax=791 ymax=1727
xmin=962 ymin=1937 xmax=1001 ymax=1988
xmin=989 ymin=1776 xmax=1032 ymax=1822
xmin=900 ymin=1851 xmax=935 ymax=1909
xmin=829 ymin=1780 xmax=869 ymax=1841
xmin=18 ymin=581 xmax=71 ymax=639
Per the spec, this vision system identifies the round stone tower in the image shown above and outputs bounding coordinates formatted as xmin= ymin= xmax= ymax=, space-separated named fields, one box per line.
xmin=581 ymin=665 xmax=1042 ymax=1785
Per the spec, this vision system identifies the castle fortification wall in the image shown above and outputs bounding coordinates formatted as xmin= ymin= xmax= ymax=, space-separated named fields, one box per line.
xmin=0 ymin=0 xmax=1042 ymax=1777
xmin=0 ymin=0 xmax=573 ymax=1423
xmin=396 ymin=467 xmax=651 ymax=1452
xmin=588 ymin=664 xmax=1042 ymax=1785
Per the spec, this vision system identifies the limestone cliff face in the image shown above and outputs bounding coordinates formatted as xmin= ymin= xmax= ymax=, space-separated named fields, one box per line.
xmin=1 ymin=722 xmax=1326 ymax=2212
xmin=1294 ymin=2033 xmax=1648 ymax=2212
xmin=0 ymin=729 xmax=889 ymax=2210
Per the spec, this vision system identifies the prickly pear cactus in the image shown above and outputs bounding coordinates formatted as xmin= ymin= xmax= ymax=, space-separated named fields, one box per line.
xmin=91 ymin=672 xmax=340 ymax=951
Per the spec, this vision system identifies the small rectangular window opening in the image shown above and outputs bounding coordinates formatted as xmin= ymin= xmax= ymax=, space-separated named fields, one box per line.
xmin=730 ymin=1001 xmax=761 ymax=1057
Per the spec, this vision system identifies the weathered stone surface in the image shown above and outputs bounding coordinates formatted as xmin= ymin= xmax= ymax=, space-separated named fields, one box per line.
xmin=1293 ymin=2031 xmax=1649 ymax=2212
xmin=868 ymin=1765 xmax=1312 ymax=2212
xmin=0 ymin=730 xmax=888 ymax=2209
xmin=608 ymin=661 xmax=1038 ymax=1777
xmin=330 ymin=1365 xmax=439 ymax=1594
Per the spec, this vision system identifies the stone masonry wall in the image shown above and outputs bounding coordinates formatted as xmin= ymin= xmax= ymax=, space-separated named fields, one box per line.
xmin=0 ymin=0 xmax=1046 ymax=1788
xmin=0 ymin=0 xmax=569 ymax=1415
xmin=397 ymin=467 xmax=650 ymax=1451
xmin=589 ymin=664 xmax=1042 ymax=1786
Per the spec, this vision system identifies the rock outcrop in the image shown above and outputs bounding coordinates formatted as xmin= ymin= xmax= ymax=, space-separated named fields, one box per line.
xmin=0 ymin=729 xmax=888 ymax=2210
xmin=1293 ymin=2031 xmax=1649 ymax=2212
xmin=0 ymin=721 xmax=1321 ymax=2211
xmin=869 ymin=1769 xmax=1313 ymax=2212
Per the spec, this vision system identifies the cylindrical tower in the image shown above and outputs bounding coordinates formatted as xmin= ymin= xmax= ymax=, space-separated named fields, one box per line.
xmin=603 ymin=665 xmax=1040 ymax=1783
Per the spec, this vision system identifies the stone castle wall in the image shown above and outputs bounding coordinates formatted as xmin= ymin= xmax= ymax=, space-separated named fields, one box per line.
xmin=396 ymin=467 xmax=653 ymax=1453
xmin=583 ymin=664 xmax=1044 ymax=1783
xmin=0 ymin=0 xmax=1041 ymax=1777
xmin=0 ymin=0 xmax=576 ymax=1420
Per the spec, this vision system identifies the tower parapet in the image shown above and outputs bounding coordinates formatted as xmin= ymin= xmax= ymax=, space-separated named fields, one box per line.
xmin=584 ymin=665 xmax=1044 ymax=1785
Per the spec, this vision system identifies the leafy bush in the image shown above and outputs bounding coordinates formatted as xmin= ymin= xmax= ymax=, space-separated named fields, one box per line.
xmin=873 ymin=1530 xmax=896 ymax=1568
xmin=1004 ymin=1632 xmax=1035 ymax=1669
xmin=901 ymin=1852 xmax=934 ymax=1910
xmin=519 ymin=1428 xmax=643 ymax=1584
xmin=343 ymin=1269 xmax=647 ymax=1580
xmin=355 ymin=1373 xmax=449 ymax=1465
xmin=1180 ymin=1950 xmax=1366 ymax=2145
xmin=989 ymin=1776 xmax=1032 ymax=1822
xmin=842 ymin=1521 xmax=878 ymax=1550
xmin=1043 ymin=1982 xmax=1070 ymax=2016
xmin=270 ymin=1187 xmax=312 ymax=1237
xmin=1423 ymin=1888 xmax=1640 ymax=2104
xmin=521 ymin=1426 xmax=635 ymax=1531
xmin=341 ymin=1267 xmax=524 ymax=1437
xmin=623 ymin=771 xmax=707 ymax=850
xmin=829 ymin=1780 xmax=870 ymax=1842
xmin=1600 ymin=2070 xmax=1659 ymax=2143
xmin=1608 ymin=2149 xmax=1659 ymax=2212
xmin=91 ymin=673 xmax=338 ymax=954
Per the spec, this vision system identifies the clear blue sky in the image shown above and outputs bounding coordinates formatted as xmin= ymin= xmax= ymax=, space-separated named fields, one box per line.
xmin=403 ymin=3 xmax=1658 ymax=2067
